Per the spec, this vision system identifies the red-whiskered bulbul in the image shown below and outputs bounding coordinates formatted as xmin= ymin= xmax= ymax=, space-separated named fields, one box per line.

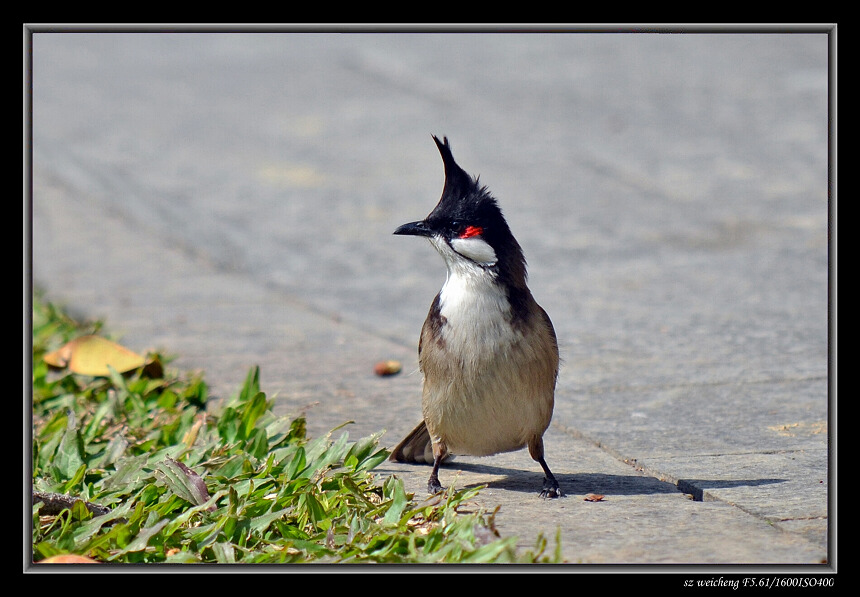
xmin=390 ymin=136 xmax=562 ymax=498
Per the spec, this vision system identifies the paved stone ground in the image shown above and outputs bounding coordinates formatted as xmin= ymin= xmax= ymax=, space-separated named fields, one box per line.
xmin=30 ymin=28 xmax=833 ymax=568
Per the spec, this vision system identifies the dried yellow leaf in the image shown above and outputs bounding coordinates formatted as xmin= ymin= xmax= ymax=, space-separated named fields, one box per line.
xmin=43 ymin=335 xmax=146 ymax=376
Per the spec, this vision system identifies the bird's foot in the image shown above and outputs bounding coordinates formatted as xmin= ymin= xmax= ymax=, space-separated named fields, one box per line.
xmin=539 ymin=476 xmax=562 ymax=499
xmin=428 ymin=474 xmax=445 ymax=495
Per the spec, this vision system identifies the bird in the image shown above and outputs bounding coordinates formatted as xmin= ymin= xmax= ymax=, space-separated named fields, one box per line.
xmin=389 ymin=135 xmax=562 ymax=498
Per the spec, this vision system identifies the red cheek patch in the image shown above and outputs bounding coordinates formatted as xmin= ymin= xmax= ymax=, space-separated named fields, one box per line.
xmin=460 ymin=225 xmax=484 ymax=239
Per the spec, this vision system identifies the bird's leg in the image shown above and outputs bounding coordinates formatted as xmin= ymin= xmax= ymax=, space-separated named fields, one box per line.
xmin=529 ymin=436 xmax=562 ymax=498
xmin=427 ymin=441 xmax=448 ymax=494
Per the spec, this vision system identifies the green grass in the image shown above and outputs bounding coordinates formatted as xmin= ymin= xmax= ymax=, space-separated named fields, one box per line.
xmin=30 ymin=293 xmax=561 ymax=564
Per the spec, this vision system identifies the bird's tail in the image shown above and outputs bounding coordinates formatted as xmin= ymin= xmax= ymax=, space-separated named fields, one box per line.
xmin=389 ymin=420 xmax=449 ymax=464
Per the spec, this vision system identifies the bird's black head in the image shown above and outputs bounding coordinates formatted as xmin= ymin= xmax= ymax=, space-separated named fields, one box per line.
xmin=394 ymin=136 xmax=527 ymax=286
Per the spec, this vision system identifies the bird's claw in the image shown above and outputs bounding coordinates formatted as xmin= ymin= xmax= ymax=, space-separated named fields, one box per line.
xmin=428 ymin=475 xmax=445 ymax=495
xmin=540 ymin=477 xmax=562 ymax=499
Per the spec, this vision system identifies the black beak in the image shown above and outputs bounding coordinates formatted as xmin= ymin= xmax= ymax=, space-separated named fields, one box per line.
xmin=393 ymin=220 xmax=433 ymax=237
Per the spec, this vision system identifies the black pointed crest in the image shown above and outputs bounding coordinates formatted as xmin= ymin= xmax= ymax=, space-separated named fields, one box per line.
xmin=428 ymin=135 xmax=500 ymax=226
xmin=433 ymin=135 xmax=475 ymax=205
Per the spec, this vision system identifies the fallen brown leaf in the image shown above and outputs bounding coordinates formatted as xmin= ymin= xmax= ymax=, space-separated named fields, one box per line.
xmin=373 ymin=360 xmax=402 ymax=376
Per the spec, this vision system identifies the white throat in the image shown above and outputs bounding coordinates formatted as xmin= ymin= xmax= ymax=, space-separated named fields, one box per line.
xmin=429 ymin=236 xmax=515 ymax=350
